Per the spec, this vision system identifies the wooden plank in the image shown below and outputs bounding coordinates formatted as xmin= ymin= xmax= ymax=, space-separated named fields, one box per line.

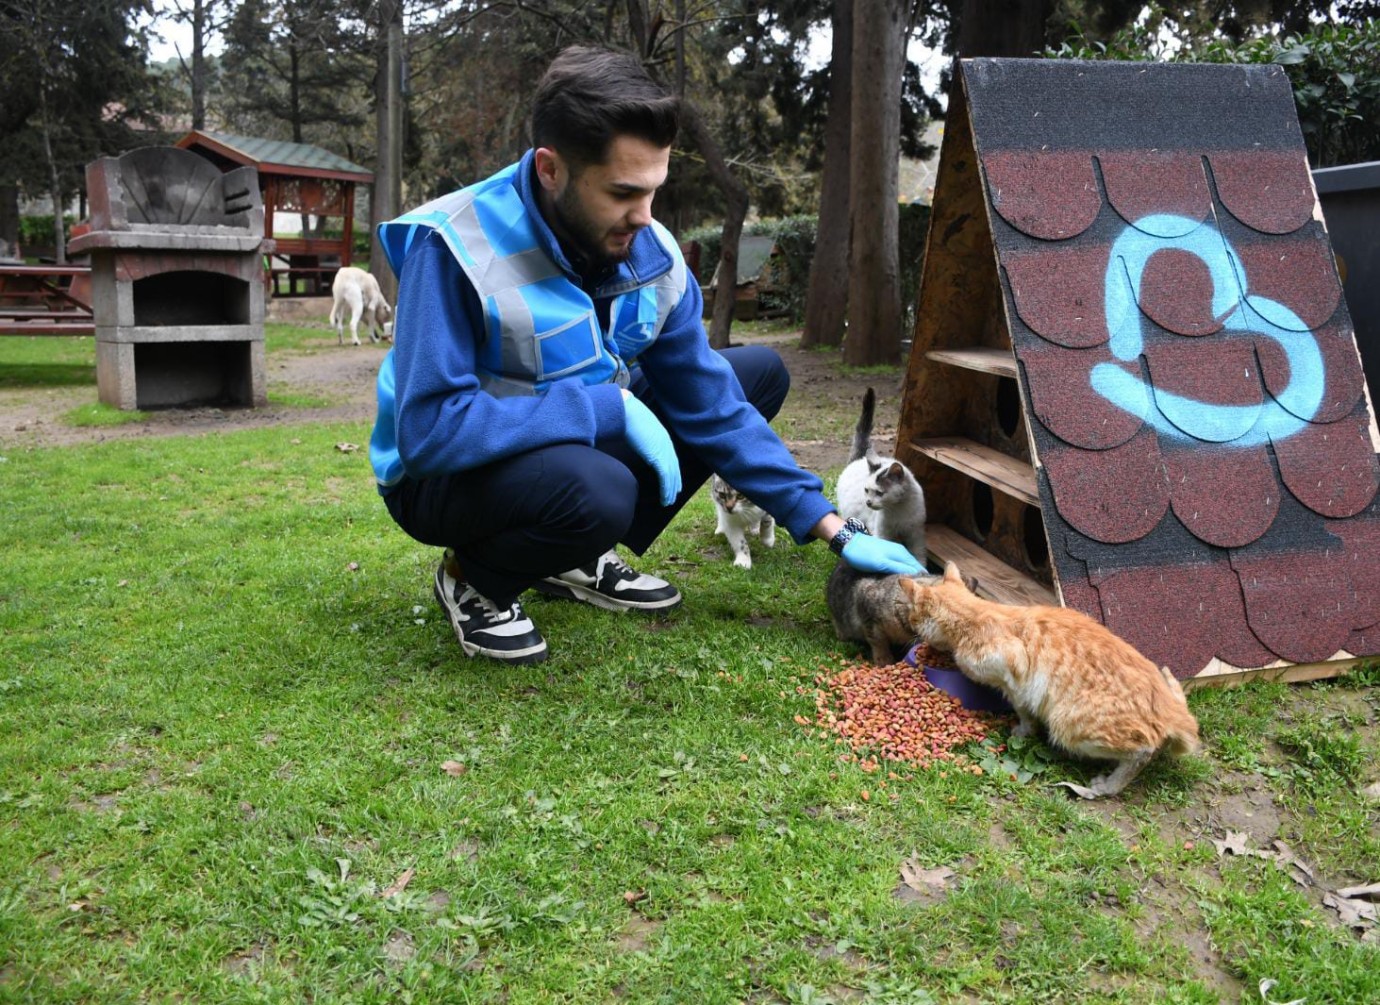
xmin=926 ymin=347 xmax=1017 ymax=378
xmin=926 ymin=523 xmax=1057 ymax=606
xmin=1183 ymin=656 xmax=1372 ymax=691
xmin=910 ymin=436 xmax=1039 ymax=507
xmin=0 ymin=325 xmax=94 ymax=336
xmin=0 ymin=264 xmax=91 ymax=276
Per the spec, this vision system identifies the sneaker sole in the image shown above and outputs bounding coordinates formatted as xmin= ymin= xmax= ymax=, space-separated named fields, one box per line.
xmin=531 ymin=577 xmax=682 ymax=613
xmin=433 ymin=578 xmax=549 ymax=664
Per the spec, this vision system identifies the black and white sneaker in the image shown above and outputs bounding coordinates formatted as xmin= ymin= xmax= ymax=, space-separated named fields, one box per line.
xmin=434 ymin=555 xmax=548 ymax=664
xmin=533 ymin=549 xmax=682 ymax=613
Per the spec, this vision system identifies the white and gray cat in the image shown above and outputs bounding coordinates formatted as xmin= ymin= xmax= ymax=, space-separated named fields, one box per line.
xmin=711 ymin=474 xmax=776 ymax=568
xmin=835 ymin=387 xmax=928 ymax=565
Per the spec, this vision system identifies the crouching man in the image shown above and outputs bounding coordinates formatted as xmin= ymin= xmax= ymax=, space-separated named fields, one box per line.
xmin=369 ymin=44 xmax=920 ymax=664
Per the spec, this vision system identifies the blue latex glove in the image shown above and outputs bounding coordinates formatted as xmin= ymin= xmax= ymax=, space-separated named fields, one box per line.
xmin=622 ymin=392 xmax=682 ymax=506
xmin=841 ymin=531 xmax=925 ymax=575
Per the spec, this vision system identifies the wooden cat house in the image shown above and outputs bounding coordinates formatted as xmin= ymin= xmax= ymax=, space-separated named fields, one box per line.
xmin=896 ymin=58 xmax=1380 ymax=686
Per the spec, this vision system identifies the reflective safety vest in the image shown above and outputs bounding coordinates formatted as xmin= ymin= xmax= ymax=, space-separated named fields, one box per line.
xmin=376 ymin=161 xmax=687 ymax=399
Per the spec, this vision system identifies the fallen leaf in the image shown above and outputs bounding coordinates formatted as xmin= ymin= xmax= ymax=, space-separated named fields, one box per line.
xmin=899 ymin=857 xmax=955 ymax=895
xmin=440 ymin=760 xmax=467 ymax=777
xmin=1323 ymin=889 xmax=1380 ymax=929
xmin=380 ymin=867 xmax=415 ymax=898
xmin=347 ymin=562 xmax=359 ymax=572
xmin=622 ymin=889 xmax=648 ymax=906
xmin=1335 ymin=882 xmax=1380 ymax=900
xmin=335 ymin=442 xmax=359 ymax=453
xmin=1362 ymin=782 xmax=1380 ymax=802
xmin=1270 ymin=840 xmax=1315 ymax=887
xmin=1212 ymin=831 xmax=1252 ymax=857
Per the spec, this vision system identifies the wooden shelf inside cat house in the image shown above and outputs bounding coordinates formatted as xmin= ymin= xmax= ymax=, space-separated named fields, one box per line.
xmin=895 ymin=79 xmax=1057 ymax=610
xmin=893 ymin=57 xmax=1380 ymax=687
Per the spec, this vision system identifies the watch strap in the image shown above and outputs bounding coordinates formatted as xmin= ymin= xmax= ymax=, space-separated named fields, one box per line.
xmin=829 ymin=517 xmax=868 ymax=556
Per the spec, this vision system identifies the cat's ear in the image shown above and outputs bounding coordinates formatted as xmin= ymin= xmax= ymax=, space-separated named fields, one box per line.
xmin=899 ymin=577 xmax=925 ymax=602
xmin=943 ymin=562 xmax=963 ymax=585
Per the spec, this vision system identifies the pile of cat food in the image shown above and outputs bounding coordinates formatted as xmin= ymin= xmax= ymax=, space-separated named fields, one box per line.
xmin=802 ymin=647 xmax=998 ymax=768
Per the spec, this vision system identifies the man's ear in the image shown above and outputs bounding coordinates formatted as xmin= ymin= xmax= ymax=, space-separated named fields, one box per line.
xmin=533 ymin=147 xmax=565 ymax=194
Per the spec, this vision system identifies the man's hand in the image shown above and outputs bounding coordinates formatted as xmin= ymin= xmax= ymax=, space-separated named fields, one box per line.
xmin=841 ymin=532 xmax=924 ymax=575
xmin=622 ymin=392 xmax=682 ymax=506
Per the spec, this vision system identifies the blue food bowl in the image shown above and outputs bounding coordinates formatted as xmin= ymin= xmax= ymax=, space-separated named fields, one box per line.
xmin=904 ymin=644 xmax=1014 ymax=714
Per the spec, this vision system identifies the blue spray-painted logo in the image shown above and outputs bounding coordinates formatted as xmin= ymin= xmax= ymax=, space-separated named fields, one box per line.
xmin=1091 ymin=213 xmax=1323 ymax=447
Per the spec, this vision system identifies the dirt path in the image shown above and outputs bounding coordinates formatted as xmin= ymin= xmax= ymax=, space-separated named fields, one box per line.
xmin=0 ymin=320 xmax=896 ymax=475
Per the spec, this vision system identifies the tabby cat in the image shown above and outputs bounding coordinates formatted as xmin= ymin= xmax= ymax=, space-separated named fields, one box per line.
xmin=711 ymin=474 xmax=775 ymax=569
xmin=835 ymin=387 xmax=927 ymax=565
xmin=825 ymin=561 xmax=940 ymax=665
xmin=900 ymin=563 xmax=1202 ymax=799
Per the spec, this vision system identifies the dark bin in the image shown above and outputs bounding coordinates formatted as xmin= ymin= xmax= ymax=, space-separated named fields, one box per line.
xmin=1314 ymin=161 xmax=1380 ymax=414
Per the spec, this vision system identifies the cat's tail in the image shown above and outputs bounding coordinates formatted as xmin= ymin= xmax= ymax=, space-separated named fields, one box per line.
xmin=849 ymin=387 xmax=876 ymax=463
xmin=1158 ymin=666 xmax=1203 ymax=756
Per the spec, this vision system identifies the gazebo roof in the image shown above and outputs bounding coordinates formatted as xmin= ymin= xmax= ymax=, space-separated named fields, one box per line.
xmin=175 ymin=129 xmax=373 ymax=184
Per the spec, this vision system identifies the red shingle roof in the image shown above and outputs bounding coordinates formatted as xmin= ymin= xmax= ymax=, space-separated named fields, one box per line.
xmin=964 ymin=58 xmax=1380 ymax=676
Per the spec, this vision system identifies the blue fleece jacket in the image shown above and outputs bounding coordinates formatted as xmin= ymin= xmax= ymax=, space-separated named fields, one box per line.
xmin=371 ymin=150 xmax=835 ymax=545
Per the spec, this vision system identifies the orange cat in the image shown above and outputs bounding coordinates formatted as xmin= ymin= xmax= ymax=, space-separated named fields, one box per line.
xmin=899 ymin=563 xmax=1202 ymax=799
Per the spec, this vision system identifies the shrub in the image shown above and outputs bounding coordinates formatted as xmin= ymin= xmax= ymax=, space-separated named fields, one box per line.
xmin=18 ymin=215 xmax=77 ymax=249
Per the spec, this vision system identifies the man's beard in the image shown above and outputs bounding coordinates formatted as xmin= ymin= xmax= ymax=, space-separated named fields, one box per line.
xmin=554 ymin=185 xmax=631 ymax=269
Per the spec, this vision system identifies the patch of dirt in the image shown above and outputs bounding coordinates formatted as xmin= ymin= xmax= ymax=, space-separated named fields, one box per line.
xmin=0 ymin=315 xmax=891 ymax=477
xmin=0 ymin=335 xmax=385 ymax=451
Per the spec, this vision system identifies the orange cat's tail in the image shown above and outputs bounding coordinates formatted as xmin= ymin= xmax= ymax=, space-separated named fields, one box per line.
xmin=1158 ymin=666 xmax=1203 ymax=756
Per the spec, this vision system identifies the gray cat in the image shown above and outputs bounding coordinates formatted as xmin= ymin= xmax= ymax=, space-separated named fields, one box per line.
xmin=834 ymin=388 xmax=928 ymax=566
xmin=826 ymin=561 xmax=941 ymax=665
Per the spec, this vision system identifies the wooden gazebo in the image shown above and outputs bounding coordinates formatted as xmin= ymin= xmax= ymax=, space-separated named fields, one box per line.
xmin=176 ymin=129 xmax=374 ymax=296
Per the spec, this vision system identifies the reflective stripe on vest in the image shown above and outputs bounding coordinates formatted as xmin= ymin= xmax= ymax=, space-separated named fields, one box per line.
xmin=377 ymin=163 xmax=686 ymax=398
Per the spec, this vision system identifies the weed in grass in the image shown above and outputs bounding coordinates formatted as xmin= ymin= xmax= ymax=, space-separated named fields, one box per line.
xmin=62 ymin=401 xmax=146 ymax=426
xmin=267 ymin=390 xmax=338 ymax=409
xmin=969 ymin=734 xmax=1057 ymax=785
xmin=1275 ymin=718 xmax=1365 ymax=790
xmin=1342 ymin=660 xmax=1380 ymax=688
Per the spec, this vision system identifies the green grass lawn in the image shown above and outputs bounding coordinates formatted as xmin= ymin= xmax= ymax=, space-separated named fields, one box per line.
xmin=1 ymin=330 xmax=1377 ymax=1003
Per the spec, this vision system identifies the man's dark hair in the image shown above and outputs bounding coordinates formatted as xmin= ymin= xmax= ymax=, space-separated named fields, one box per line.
xmin=532 ymin=46 xmax=680 ymax=172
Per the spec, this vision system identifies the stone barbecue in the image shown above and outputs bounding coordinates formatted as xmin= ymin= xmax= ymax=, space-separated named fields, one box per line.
xmin=70 ymin=146 xmax=271 ymax=410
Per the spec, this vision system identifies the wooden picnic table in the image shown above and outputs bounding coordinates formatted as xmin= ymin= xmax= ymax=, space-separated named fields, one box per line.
xmin=0 ymin=263 xmax=95 ymax=335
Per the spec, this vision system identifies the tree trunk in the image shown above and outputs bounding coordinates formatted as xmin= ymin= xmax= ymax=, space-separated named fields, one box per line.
xmin=800 ymin=0 xmax=853 ymax=350
xmin=679 ymin=100 xmax=749 ymax=349
xmin=369 ymin=0 xmax=403 ymax=304
xmin=845 ymin=0 xmax=906 ymax=366
xmin=0 ymin=183 xmax=19 ymax=260
xmin=955 ymin=0 xmax=1055 ymax=57
xmin=37 ymin=85 xmax=65 ymax=264
xmin=191 ymin=0 xmax=207 ymax=129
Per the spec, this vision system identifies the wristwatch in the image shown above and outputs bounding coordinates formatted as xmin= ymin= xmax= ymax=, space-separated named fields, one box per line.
xmin=829 ymin=517 xmax=868 ymax=556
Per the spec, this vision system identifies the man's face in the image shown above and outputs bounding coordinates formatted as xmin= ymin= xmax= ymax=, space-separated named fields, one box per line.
xmin=536 ymin=135 xmax=670 ymax=268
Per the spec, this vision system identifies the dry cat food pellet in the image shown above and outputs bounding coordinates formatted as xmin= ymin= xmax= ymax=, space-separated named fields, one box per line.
xmin=807 ymin=655 xmax=998 ymax=768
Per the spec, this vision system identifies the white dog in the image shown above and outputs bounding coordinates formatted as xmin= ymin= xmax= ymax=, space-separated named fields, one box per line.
xmin=330 ymin=266 xmax=393 ymax=345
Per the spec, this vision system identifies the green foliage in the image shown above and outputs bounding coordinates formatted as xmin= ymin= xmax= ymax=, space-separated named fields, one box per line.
xmin=1048 ymin=8 xmax=1380 ymax=166
xmin=218 ymin=0 xmax=369 ymax=143
xmin=17 ymin=214 xmax=76 ymax=249
xmin=0 ymin=2 xmax=171 ymax=200
xmin=682 ymin=203 xmax=931 ymax=326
